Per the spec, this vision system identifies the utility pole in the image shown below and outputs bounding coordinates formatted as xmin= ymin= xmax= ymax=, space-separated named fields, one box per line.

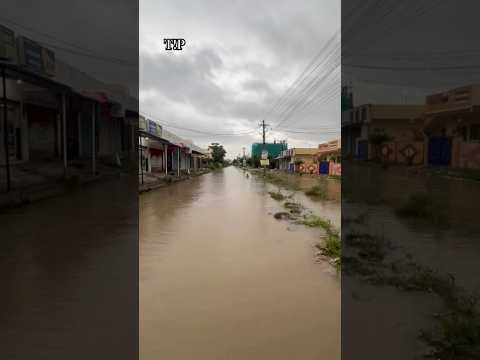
xmin=261 ymin=120 xmax=266 ymax=145
xmin=260 ymin=120 xmax=269 ymax=176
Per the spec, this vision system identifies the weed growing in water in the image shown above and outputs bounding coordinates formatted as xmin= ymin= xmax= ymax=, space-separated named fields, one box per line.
xmin=268 ymin=191 xmax=285 ymax=201
xmin=305 ymin=185 xmax=328 ymax=199
xmin=284 ymin=201 xmax=304 ymax=215
xmin=395 ymin=192 xmax=447 ymax=225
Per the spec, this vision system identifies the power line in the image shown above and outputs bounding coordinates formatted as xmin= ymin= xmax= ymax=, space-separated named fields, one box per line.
xmin=272 ymin=45 xmax=340 ymax=121
xmin=272 ymin=57 xmax=340 ymax=129
xmin=343 ymin=63 xmax=480 ymax=71
xmin=260 ymin=30 xmax=340 ymax=126
xmin=140 ymin=111 xmax=257 ymax=137
xmin=0 ymin=17 xmax=137 ymax=67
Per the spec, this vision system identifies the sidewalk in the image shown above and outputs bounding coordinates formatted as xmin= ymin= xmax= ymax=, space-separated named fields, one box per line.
xmin=139 ymin=168 xmax=210 ymax=193
xmin=0 ymin=160 xmax=127 ymax=211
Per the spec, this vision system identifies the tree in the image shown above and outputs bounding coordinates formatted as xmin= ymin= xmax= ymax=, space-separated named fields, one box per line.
xmin=209 ymin=143 xmax=226 ymax=164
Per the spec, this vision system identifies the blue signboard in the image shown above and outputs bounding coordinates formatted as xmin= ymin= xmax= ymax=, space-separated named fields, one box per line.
xmin=147 ymin=119 xmax=162 ymax=137
xmin=22 ymin=37 xmax=43 ymax=73
xmin=147 ymin=119 xmax=157 ymax=135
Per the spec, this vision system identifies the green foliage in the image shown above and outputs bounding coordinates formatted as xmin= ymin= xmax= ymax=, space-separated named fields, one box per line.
xmin=268 ymin=191 xmax=285 ymax=201
xmin=395 ymin=192 xmax=446 ymax=224
xmin=317 ymin=232 xmax=341 ymax=262
xmin=209 ymin=142 xmax=226 ymax=164
xmin=299 ymin=215 xmax=332 ymax=231
xmin=283 ymin=201 xmax=303 ymax=215
xmin=208 ymin=162 xmax=223 ymax=170
xmin=305 ymin=185 xmax=328 ymax=199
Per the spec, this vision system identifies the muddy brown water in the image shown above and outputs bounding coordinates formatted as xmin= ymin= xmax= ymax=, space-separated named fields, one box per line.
xmin=0 ymin=177 xmax=138 ymax=360
xmin=342 ymin=162 xmax=480 ymax=359
xmin=140 ymin=167 xmax=340 ymax=360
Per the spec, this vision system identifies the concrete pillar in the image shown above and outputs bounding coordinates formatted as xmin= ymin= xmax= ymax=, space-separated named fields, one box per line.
xmin=62 ymin=93 xmax=67 ymax=175
xmin=20 ymin=101 xmax=29 ymax=162
xmin=177 ymin=147 xmax=180 ymax=176
xmin=77 ymin=112 xmax=82 ymax=158
xmin=92 ymin=102 xmax=96 ymax=175
xmin=164 ymin=144 xmax=168 ymax=175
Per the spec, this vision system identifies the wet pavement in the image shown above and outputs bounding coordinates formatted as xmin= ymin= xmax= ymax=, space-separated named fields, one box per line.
xmin=140 ymin=167 xmax=340 ymax=360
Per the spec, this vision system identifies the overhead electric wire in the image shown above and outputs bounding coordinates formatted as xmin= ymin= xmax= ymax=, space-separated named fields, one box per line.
xmin=270 ymin=37 xmax=340 ymax=118
xmin=272 ymin=54 xmax=340 ymax=129
xmin=343 ymin=63 xmax=480 ymax=71
xmin=342 ymin=0 xmax=444 ymax=59
xmin=140 ymin=110 xmax=258 ymax=137
xmin=0 ymin=16 xmax=137 ymax=67
xmin=272 ymin=44 xmax=340 ymax=114
xmin=260 ymin=29 xmax=340 ymax=121
xmin=260 ymin=30 xmax=341 ymax=125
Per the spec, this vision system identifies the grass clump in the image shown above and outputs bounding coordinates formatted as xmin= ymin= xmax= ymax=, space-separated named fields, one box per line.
xmin=299 ymin=214 xmax=341 ymax=268
xmin=385 ymin=266 xmax=480 ymax=359
xmin=344 ymin=228 xmax=480 ymax=358
xmin=396 ymin=192 xmax=433 ymax=218
xmin=305 ymin=185 xmax=328 ymax=199
xmin=395 ymin=192 xmax=447 ymax=225
xmin=268 ymin=191 xmax=285 ymax=201
xmin=344 ymin=232 xmax=391 ymax=263
xmin=284 ymin=201 xmax=303 ymax=215
xmin=420 ymin=311 xmax=480 ymax=359
xmin=316 ymin=232 xmax=341 ymax=259
xmin=273 ymin=212 xmax=292 ymax=220
xmin=299 ymin=215 xmax=332 ymax=231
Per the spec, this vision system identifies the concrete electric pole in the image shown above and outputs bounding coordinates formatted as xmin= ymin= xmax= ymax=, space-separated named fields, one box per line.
xmin=260 ymin=120 xmax=269 ymax=176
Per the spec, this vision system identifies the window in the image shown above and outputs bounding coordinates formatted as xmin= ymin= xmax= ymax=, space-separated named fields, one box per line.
xmin=470 ymin=124 xmax=480 ymax=141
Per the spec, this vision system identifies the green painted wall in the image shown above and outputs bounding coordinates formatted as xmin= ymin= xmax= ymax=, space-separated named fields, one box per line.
xmin=251 ymin=142 xmax=288 ymax=158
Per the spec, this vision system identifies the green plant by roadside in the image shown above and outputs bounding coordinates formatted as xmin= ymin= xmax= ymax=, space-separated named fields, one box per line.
xmin=305 ymin=185 xmax=328 ymax=199
xmin=284 ymin=201 xmax=304 ymax=215
xmin=395 ymin=192 xmax=446 ymax=224
xmin=268 ymin=191 xmax=285 ymax=201
xmin=298 ymin=215 xmax=332 ymax=232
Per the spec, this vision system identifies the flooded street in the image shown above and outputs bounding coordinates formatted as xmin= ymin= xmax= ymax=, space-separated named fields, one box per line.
xmin=342 ymin=163 xmax=480 ymax=359
xmin=140 ymin=167 xmax=340 ymax=360
xmin=0 ymin=177 xmax=138 ymax=360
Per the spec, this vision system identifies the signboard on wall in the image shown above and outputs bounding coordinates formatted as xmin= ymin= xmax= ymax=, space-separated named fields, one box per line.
xmin=17 ymin=36 xmax=55 ymax=76
xmin=146 ymin=119 xmax=163 ymax=137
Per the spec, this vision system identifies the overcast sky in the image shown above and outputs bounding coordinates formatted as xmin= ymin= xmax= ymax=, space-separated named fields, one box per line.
xmin=342 ymin=0 xmax=480 ymax=106
xmin=140 ymin=0 xmax=340 ymax=158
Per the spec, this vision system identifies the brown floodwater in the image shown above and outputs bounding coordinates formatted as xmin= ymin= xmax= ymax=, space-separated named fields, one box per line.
xmin=140 ymin=167 xmax=340 ymax=360
xmin=342 ymin=162 xmax=480 ymax=359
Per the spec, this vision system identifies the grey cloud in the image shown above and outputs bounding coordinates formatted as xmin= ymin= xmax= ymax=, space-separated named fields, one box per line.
xmin=140 ymin=48 xmax=226 ymax=114
xmin=242 ymin=78 xmax=273 ymax=95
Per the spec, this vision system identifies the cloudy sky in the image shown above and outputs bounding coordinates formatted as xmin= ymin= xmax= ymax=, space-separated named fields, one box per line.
xmin=342 ymin=0 xmax=480 ymax=105
xmin=140 ymin=0 xmax=340 ymax=158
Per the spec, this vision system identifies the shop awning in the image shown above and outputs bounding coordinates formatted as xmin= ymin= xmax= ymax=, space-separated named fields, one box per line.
xmin=1 ymin=62 xmax=70 ymax=94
